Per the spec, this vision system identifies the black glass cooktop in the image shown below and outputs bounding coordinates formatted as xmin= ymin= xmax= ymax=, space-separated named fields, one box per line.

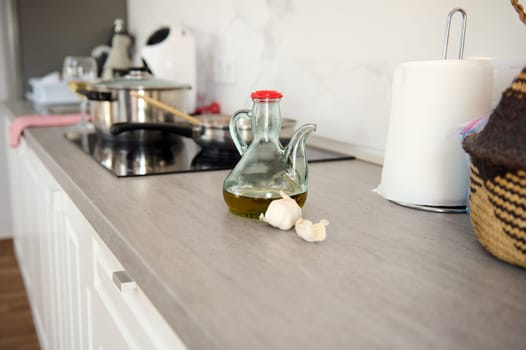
xmin=66 ymin=132 xmax=354 ymax=177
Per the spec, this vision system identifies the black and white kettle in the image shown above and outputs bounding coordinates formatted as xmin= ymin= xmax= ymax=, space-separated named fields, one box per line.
xmin=141 ymin=26 xmax=196 ymax=113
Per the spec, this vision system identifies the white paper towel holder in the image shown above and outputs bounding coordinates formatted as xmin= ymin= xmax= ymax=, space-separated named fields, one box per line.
xmin=388 ymin=8 xmax=470 ymax=214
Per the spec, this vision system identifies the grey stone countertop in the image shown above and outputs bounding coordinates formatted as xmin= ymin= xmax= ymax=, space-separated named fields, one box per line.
xmin=4 ymin=101 xmax=526 ymax=350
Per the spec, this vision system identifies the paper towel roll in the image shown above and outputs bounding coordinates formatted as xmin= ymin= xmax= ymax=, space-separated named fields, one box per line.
xmin=377 ymin=59 xmax=493 ymax=207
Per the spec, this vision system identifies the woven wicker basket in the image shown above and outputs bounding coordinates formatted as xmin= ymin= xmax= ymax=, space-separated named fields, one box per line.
xmin=463 ymin=81 xmax=526 ymax=268
xmin=467 ymin=162 xmax=526 ymax=268
xmin=462 ymin=1 xmax=526 ymax=268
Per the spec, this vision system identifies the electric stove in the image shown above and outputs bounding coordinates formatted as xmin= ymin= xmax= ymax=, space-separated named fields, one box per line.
xmin=66 ymin=132 xmax=354 ymax=177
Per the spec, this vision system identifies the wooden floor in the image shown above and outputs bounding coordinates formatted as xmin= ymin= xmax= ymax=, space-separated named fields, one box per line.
xmin=0 ymin=239 xmax=40 ymax=350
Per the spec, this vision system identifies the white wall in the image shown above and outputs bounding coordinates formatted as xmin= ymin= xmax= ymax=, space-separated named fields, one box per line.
xmin=128 ymin=0 xmax=526 ymax=154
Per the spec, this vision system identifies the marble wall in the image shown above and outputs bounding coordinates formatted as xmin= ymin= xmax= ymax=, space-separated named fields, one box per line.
xmin=128 ymin=0 xmax=526 ymax=154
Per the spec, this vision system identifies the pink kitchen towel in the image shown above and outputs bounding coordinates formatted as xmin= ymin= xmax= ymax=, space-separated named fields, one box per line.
xmin=9 ymin=114 xmax=91 ymax=147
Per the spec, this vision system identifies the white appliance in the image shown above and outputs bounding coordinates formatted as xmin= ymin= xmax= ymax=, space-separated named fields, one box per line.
xmin=141 ymin=26 xmax=196 ymax=114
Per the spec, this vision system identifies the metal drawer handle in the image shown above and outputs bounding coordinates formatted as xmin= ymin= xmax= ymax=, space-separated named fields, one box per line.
xmin=112 ymin=270 xmax=137 ymax=292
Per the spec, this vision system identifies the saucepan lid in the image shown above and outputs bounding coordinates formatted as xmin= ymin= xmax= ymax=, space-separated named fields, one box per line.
xmin=94 ymin=70 xmax=191 ymax=91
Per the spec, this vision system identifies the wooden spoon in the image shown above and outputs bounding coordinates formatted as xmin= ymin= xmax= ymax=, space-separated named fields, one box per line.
xmin=129 ymin=91 xmax=202 ymax=125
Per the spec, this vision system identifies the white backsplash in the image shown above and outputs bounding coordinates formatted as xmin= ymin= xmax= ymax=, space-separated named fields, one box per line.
xmin=128 ymin=0 xmax=526 ymax=153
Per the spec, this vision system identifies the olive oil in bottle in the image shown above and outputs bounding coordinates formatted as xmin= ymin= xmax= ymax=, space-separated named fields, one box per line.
xmin=223 ymin=190 xmax=307 ymax=218
xmin=222 ymin=90 xmax=316 ymax=219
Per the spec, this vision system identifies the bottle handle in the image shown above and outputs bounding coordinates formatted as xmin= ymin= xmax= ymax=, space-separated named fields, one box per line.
xmin=230 ymin=109 xmax=251 ymax=155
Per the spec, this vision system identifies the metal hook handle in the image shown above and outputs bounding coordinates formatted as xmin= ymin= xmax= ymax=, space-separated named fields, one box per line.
xmin=442 ymin=8 xmax=467 ymax=60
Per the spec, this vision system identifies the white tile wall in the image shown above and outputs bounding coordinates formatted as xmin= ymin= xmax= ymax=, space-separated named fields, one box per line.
xmin=130 ymin=1 xmax=526 ymax=152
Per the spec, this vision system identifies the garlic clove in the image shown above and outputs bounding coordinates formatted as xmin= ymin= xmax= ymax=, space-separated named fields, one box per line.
xmin=295 ymin=218 xmax=329 ymax=242
xmin=259 ymin=191 xmax=302 ymax=230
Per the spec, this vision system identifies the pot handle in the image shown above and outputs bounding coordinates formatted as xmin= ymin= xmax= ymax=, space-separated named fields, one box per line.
xmin=110 ymin=122 xmax=196 ymax=138
xmin=76 ymin=89 xmax=115 ymax=102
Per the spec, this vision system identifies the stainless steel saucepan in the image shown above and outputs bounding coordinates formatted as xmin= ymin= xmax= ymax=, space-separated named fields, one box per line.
xmin=79 ymin=70 xmax=191 ymax=141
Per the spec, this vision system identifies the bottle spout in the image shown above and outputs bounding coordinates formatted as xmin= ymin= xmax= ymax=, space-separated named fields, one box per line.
xmin=284 ymin=123 xmax=317 ymax=183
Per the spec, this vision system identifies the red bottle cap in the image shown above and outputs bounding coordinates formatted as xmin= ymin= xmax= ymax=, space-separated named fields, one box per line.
xmin=250 ymin=90 xmax=283 ymax=99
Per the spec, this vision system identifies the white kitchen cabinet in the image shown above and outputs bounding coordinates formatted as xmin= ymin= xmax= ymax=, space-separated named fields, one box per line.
xmin=4 ymin=120 xmax=186 ymax=350
xmin=90 ymin=234 xmax=184 ymax=350
xmin=6 ymin=133 xmax=49 ymax=347
xmin=5 ymin=126 xmax=91 ymax=350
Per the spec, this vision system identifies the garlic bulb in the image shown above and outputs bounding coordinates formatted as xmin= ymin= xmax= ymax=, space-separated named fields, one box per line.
xmin=259 ymin=190 xmax=302 ymax=230
xmin=295 ymin=218 xmax=329 ymax=242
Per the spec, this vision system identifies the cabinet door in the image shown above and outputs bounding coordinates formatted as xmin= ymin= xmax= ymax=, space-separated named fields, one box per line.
xmin=6 ymin=136 xmax=30 ymax=280
xmin=4 ymin=121 xmax=48 ymax=345
xmin=91 ymin=236 xmax=187 ymax=350
xmin=42 ymin=188 xmax=65 ymax=350
xmin=88 ymin=288 xmax=134 ymax=350
xmin=50 ymin=192 xmax=93 ymax=350
xmin=8 ymin=139 xmax=48 ymax=346
xmin=91 ymin=237 xmax=157 ymax=350
xmin=23 ymin=148 xmax=52 ymax=348
xmin=4 ymin=124 xmax=93 ymax=350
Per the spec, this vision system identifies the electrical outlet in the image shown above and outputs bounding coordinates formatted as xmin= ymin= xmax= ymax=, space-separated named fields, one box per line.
xmin=214 ymin=56 xmax=237 ymax=84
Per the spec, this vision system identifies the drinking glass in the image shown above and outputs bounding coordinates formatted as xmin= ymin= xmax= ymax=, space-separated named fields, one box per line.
xmin=62 ymin=56 xmax=97 ymax=134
